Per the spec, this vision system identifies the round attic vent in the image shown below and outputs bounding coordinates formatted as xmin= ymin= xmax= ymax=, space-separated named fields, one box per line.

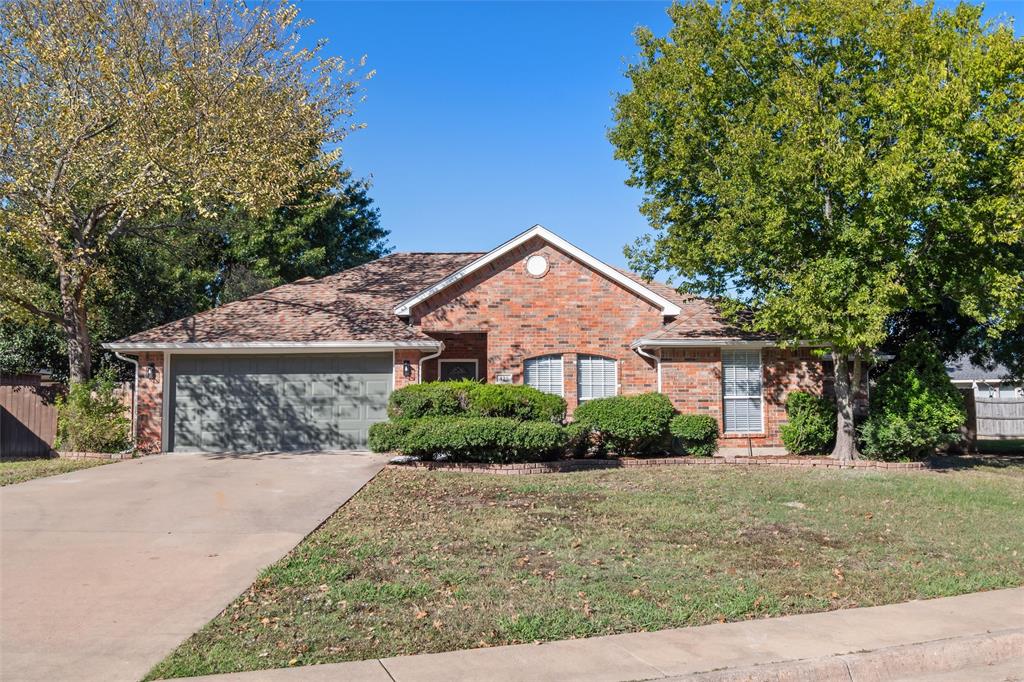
xmin=525 ymin=254 xmax=549 ymax=277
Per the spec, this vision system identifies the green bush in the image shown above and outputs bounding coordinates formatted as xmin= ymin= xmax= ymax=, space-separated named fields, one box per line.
xmin=572 ymin=392 xmax=675 ymax=456
xmin=386 ymin=381 xmax=470 ymax=420
xmin=860 ymin=337 xmax=966 ymax=460
xmin=387 ymin=381 xmax=566 ymax=423
xmin=466 ymin=383 xmax=566 ymax=422
xmin=669 ymin=414 xmax=718 ymax=457
xmin=54 ymin=369 xmax=131 ymax=453
xmin=367 ymin=420 xmax=415 ymax=453
xmin=372 ymin=416 xmax=566 ymax=463
xmin=779 ymin=391 xmax=836 ymax=455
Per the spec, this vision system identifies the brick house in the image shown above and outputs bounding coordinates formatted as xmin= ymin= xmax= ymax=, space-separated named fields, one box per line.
xmin=106 ymin=225 xmax=827 ymax=453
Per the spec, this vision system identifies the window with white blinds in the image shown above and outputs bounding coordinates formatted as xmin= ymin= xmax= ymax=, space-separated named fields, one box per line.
xmin=722 ymin=348 xmax=763 ymax=433
xmin=577 ymin=355 xmax=617 ymax=401
xmin=524 ymin=355 xmax=564 ymax=396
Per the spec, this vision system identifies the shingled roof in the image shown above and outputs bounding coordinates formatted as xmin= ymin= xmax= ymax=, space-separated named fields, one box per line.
xmin=109 ymin=241 xmax=771 ymax=349
xmin=612 ymin=268 xmax=771 ymax=345
xmin=110 ymin=252 xmax=483 ymax=346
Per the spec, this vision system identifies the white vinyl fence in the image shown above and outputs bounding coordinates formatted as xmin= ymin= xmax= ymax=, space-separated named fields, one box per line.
xmin=975 ymin=398 xmax=1024 ymax=439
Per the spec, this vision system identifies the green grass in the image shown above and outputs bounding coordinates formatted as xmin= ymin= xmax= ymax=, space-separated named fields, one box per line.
xmin=0 ymin=456 xmax=111 ymax=486
xmin=147 ymin=464 xmax=1024 ymax=680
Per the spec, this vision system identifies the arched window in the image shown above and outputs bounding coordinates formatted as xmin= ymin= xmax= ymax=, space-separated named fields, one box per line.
xmin=524 ymin=355 xmax=564 ymax=396
xmin=577 ymin=355 xmax=617 ymax=401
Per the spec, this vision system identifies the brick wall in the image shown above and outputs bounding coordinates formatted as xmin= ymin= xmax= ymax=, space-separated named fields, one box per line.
xmin=762 ymin=347 xmax=828 ymax=446
xmin=393 ymin=349 xmax=421 ymax=389
xmin=411 ymin=237 xmax=660 ymax=413
xmin=661 ymin=346 xmax=723 ymax=423
xmin=661 ymin=346 xmax=827 ymax=447
xmin=422 ymin=332 xmax=488 ymax=382
xmin=136 ymin=351 xmax=164 ymax=452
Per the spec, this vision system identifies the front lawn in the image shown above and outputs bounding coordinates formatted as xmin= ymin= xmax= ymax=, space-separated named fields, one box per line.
xmin=148 ymin=465 xmax=1024 ymax=680
xmin=0 ymin=456 xmax=111 ymax=486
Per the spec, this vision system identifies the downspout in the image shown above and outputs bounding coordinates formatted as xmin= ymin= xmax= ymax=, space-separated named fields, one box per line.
xmin=418 ymin=342 xmax=445 ymax=384
xmin=113 ymin=351 xmax=139 ymax=448
xmin=635 ymin=345 xmax=661 ymax=393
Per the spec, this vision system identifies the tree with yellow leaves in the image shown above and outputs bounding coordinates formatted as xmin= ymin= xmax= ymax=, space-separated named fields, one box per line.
xmin=1 ymin=0 xmax=368 ymax=381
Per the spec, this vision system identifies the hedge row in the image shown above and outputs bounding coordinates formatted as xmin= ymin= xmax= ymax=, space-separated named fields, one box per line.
xmin=369 ymin=417 xmax=566 ymax=464
xmin=373 ymin=383 xmax=721 ymax=462
xmin=388 ymin=380 xmax=566 ymax=422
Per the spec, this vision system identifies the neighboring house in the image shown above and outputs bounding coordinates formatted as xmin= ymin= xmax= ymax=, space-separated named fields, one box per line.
xmin=946 ymin=356 xmax=1023 ymax=399
xmin=105 ymin=225 xmax=828 ymax=453
xmin=946 ymin=355 xmax=1024 ymax=443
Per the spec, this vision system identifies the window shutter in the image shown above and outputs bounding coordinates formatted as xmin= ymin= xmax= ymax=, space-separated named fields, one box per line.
xmin=722 ymin=349 xmax=763 ymax=433
xmin=577 ymin=355 xmax=616 ymax=401
xmin=525 ymin=355 xmax=564 ymax=396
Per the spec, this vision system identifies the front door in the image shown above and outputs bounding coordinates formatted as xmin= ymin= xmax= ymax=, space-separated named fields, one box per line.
xmin=439 ymin=361 xmax=478 ymax=381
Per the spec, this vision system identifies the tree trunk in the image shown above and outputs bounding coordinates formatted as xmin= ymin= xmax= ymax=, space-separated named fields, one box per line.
xmin=830 ymin=353 xmax=861 ymax=461
xmin=59 ymin=267 xmax=91 ymax=383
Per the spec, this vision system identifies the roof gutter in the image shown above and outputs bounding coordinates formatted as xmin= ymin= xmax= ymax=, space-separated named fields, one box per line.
xmin=113 ymin=351 xmax=140 ymax=449
xmin=631 ymin=339 xmax=776 ymax=349
xmin=102 ymin=340 xmax=442 ymax=353
xmin=634 ymin=345 xmax=661 ymax=393
xmin=630 ymin=338 xmax=820 ymax=349
xmin=418 ymin=341 xmax=445 ymax=384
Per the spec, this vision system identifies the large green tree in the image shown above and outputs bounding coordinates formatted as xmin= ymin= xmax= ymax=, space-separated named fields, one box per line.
xmin=1 ymin=0 xmax=366 ymax=381
xmin=610 ymin=0 xmax=1023 ymax=460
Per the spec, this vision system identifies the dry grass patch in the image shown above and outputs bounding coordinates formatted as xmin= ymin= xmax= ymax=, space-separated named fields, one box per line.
xmin=0 ymin=456 xmax=111 ymax=486
xmin=147 ymin=464 xmax=1024 ymax=679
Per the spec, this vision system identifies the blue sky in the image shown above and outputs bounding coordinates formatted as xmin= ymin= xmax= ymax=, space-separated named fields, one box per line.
xmin=302 ymin=0 xmax=1021 ymax=269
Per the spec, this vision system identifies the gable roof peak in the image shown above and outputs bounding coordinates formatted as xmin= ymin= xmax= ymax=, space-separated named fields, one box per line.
xmin=392 ymin=224 xmax=683 ymax=317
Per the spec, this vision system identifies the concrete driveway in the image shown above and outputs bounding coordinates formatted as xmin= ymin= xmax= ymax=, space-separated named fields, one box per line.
xmin=0 ymin=452 xmax=387 ymax=682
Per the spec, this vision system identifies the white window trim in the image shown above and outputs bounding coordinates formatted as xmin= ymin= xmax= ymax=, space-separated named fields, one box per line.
xmin=576 ymin=354 xmax=618 ymax=402
xmin=438 ymin=358 xmax=479 ymax=381
xmin=524 ymin=354 xmax=565 ymax=397
xmin=722 ymin=347 xmax=765 ymax=435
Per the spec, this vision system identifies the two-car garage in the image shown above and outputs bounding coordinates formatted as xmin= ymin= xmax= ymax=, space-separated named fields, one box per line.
xmin=167 ymin=353 xmax=393 ymax=452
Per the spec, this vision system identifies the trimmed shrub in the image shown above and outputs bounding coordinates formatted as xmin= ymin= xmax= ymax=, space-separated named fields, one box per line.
xmin=387 ymin=381 xmax=566 ymax=423
xmin=386 ymin=381 xmax=471 ymax=420
xmin=378 ymin=417 xmax=566 ymax=463
xmin=669 ymin=414 xmax=718 ymax=457
xmin=779 ymin=391 xmax=836 ymax=455
xmin=572 ymin=392 xmax=675 ymax=456
xmin=367 ymin=420 xmax=415 ymax=453
xmin=54 ymin=369 xmax=131 ymax=453
xmin=467 ymin=383 xmax=566 ymax=422
xmin=860 ymin=337 xmax=966 ymax=461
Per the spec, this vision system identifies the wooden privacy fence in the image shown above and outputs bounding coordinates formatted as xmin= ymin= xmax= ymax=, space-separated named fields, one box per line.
xmin=974 ymin=397 xmax=1024 ymax=439
xmin=0 ymin=374 xmax=61 ymax=458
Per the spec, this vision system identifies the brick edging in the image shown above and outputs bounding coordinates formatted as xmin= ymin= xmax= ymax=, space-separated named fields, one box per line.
xmin=388 ymin=456 xmax=928 ymax=475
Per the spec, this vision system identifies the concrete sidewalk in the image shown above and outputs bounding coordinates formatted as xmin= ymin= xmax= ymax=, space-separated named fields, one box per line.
xmin=181 ymin=588 xmax=1024 ymax=682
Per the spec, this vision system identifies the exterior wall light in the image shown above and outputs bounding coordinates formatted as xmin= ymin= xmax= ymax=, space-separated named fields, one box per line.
xmin=146 ymin=363 xmax=156 ymax=380
xmin=403 ymin=360 xmax=412 ymax=378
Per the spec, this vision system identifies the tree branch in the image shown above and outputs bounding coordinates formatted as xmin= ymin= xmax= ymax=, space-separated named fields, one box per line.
xmin=0 ymin=291 xmax=62 ymax=325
